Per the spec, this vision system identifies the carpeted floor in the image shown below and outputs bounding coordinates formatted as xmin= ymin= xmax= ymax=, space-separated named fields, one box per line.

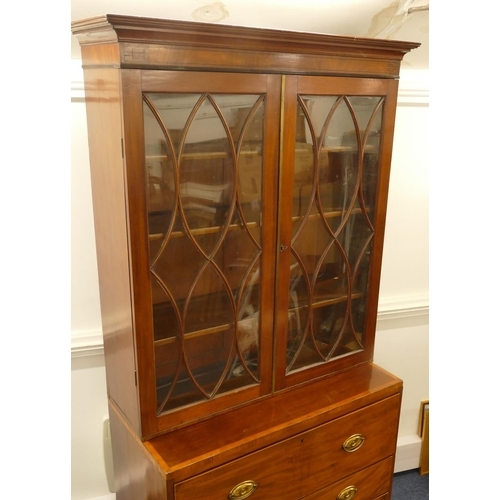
xmin=392 ymin=469 xmax=429 ymax=499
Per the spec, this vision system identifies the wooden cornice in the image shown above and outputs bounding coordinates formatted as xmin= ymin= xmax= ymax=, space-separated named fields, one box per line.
xmin=72 ymin=14 xmax=420 ymax=63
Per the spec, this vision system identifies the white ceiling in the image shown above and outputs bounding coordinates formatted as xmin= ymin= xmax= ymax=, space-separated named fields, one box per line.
xmin=71 ymin=0 xmax=429 ymax=69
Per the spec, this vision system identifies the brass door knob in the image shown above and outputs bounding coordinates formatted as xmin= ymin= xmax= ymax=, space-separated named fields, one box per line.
xmin=342 ymin=433 xmax=365 ymax=452
xmin=337 ymin=485 xmax=358 ymax=500
xmin=228 ymin=480 xmax=258 ymax=499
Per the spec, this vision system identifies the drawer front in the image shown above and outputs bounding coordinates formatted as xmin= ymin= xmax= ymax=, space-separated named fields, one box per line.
xmin=293 ymin=393 xmax=400 ymax=492
xmin=175 ymin=395 xmax=400 ymax=500
xmin=303 ymin=457 xmax=393 ymax=500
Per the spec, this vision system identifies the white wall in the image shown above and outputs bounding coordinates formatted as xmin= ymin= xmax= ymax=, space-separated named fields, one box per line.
xmin=72 ymin=68 xmax=110 ymax=500
xmin=375 ymin=70 xmax=429 ymax=471
xmin=71 ymin=354 xmax=110 ymax=500
xmin=71 ymin=65 xmax=428 ymax=500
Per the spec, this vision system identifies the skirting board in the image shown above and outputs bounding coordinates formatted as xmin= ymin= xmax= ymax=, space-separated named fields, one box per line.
xmin=394 ymin=434 xmax=423 ymax=473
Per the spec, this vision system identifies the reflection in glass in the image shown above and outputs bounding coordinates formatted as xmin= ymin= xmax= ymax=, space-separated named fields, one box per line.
xmin=143 ymin=93 xmax=265 ymax=414
xmin=286 ymin=95 xmax=384 ymax=373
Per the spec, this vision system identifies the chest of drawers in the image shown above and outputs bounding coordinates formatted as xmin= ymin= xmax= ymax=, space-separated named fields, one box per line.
xmin=175 ymin=395 xmax=399 ymax=499
xmin=109 ymin=363 xmax=402 ymax=499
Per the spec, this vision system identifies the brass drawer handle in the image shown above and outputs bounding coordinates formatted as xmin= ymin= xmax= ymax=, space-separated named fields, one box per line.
xmin=229 ymin=480 xmax=258 ymax=499
xmin=342 ymin=433 xmax=365 ymax=453
xmin=337 ymin=485 xmax=358 ymax=500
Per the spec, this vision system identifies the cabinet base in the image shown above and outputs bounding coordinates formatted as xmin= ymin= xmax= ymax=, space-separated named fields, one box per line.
xmin=109 ymin=363 xmax=402 ymax=499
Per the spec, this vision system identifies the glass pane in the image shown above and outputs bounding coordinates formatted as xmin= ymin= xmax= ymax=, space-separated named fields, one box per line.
xmin=286 ymin=94 xmax=383 ymax=373
xmin=237 ymin=99 xmax=265 ymax=226
xmin=143 ymin=93 xmax=264 ymax=414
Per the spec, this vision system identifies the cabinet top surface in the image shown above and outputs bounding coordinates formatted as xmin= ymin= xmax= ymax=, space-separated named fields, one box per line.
xmin=145 ymin=363 xmax=402 ymax=470
xmin=71 ymin=13 xmax=420 ymax=56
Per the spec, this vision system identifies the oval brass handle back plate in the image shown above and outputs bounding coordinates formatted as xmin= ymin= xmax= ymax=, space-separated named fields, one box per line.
xmin=342 ymin=433 xmax=365 ymax=452
xmin=337 ymin=485 xmax=358 ymax=500
xmin=229 ymin=480 xmax=258 ymax=499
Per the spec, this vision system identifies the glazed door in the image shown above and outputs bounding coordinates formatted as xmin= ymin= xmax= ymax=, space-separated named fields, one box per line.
xmin=274 ymin=75 xmax=399 ymax=389
xmin=122 ymin=70 xmax=281 ymax=434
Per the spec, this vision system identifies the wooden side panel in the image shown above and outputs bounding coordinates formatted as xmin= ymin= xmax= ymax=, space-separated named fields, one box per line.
xmin=81 ymin=54 xmax=140 ymax=434
xmin=109 ymin=403 xmax=167 ymax=500
xmin=119 ymin=68 xmax=158 ymax=438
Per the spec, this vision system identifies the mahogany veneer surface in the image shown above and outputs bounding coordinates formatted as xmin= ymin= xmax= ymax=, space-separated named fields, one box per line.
xmin=72 ymin=14 xmax=417 ymax=500
xmin=109 ymin=363 xmax=401 ymax=499
xmin=147 ymin=364 xmax=400 ymax=477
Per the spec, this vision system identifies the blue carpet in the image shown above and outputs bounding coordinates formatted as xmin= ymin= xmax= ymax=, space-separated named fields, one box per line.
xmin=392 ymin=469 xmax=429 ymax=499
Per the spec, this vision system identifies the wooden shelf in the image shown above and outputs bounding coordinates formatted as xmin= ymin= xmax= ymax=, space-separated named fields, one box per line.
xmin=154 ymin=323 xmax=232 ymax=347
xmin=145 ymin=147 xmax=363 ymax=163
xmin=148 ymin=207 xmax=363 ymax=242
xmin=291 ymin=207 xmax=364 ymax=223
xmin=311 ymin=291 xmax=363 ymax=309
xmin=149 ymin=219 xmax=259 ymax=241
xmin=153 ymin=291 xmax=363 ymax=348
